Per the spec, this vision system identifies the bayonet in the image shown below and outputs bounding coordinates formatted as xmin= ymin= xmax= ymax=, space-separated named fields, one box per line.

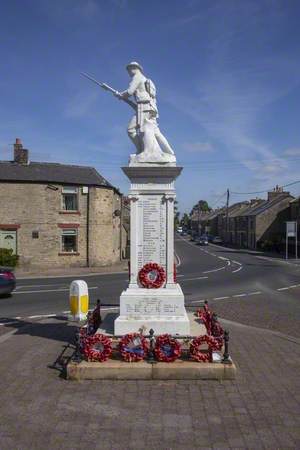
xmin=80 ymin=72 xmax=137 ymax=111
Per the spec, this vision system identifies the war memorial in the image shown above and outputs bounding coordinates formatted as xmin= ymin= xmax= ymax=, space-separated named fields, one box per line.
xmin=68 ymin=62 xmax=236 ymax=380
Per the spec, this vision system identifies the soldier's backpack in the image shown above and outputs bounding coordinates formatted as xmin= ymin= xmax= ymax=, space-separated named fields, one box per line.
xmin=145 ymin=79 xmax=156 ymax=99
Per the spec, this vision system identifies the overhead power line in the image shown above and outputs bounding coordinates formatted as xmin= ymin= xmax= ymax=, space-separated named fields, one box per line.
xmin=231 ymin=180 xmax=300 ymax=195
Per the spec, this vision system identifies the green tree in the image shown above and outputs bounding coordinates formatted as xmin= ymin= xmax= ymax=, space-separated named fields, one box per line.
xmin=197 ymin=200 xmax=210 ymax=212
xmin=180 ymin=213 xmax=190 ymax=228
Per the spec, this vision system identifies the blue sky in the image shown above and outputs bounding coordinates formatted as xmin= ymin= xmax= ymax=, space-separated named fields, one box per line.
xmin=1 ymin=0 xmax=300 ymax=214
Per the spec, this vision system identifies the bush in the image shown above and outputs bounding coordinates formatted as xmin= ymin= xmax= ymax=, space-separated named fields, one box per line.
xmin=0 ymin=248 xmax=19 ymax=267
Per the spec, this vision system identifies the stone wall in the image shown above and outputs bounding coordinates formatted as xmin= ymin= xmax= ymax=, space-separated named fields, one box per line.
xmin=0 ymin=182 xmax=123 ymax=269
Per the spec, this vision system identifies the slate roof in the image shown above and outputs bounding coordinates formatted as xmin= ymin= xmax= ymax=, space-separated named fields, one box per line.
xmin=0 ymin=161 xmax=114 ymax=189
xmin=245 ymin=193 xmax=292 ymax=216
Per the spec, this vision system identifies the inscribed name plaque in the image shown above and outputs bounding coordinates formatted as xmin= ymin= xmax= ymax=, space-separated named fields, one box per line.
xmin=115 ymin=166 xmax=190 ymax=335
xmin=137 ymin=194 xmax=166 ymax=271
xmin=125 ymin=297 xmax=182 ymax=316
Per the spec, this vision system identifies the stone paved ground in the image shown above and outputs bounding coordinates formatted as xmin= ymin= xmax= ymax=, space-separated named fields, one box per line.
xmin=0 ymin=313 xmax=300 ymax=450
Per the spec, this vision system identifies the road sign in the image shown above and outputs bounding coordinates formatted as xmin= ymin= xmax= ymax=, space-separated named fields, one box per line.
xmin=286 ymin=221 xmax=297 ymax=237
xmin=285 ymin=221 xmax=298 ymax=260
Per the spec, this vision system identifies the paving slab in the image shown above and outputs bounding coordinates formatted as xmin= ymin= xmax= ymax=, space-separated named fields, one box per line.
xmin=0 ymin=314 xmax=299 ymax=449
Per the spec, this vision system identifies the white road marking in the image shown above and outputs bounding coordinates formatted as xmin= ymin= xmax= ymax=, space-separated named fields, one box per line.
xmin=203 ymin=266 xmax=226 ymax=274
xmin=277 ymin=284 xmax=300 ymax=291
xmin=174 ymin=252 xmax=181 ymax=268
xmin=232 ymin=260 xmax=242 ymax=266
xmin=13 ymin=286 xmax=99 ymax=294
xmin=16 ymin=283 xmax=68 ymax=289
xmin=218 ymin=256 xmax=229 ymax=261
xmin=190 ymin=299 xmax=205 ymax=304
xmin=232 ymin=266 xmax=243 ymax=273
xmin=28 ymin=314 xmax=57 ymax=319
xmin=181 ymin=276 xmax=208 ymax=281
xmin=213 ymin=296 xmax=229 ymax=300
xmin=233 ymin=293 xmax=247 ymax=297
xmin=0 ymin=321 xmax=19 ymax=326
xmin=248 ymin=291 xmax=262 ymax=296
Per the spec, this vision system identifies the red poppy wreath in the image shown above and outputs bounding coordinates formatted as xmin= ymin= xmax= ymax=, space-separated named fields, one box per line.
xmin=82 ymin=333 xmax=112 ymax=362
xmin=138 ymin=262 xmax=166 ymax=289
xmin=189 ymin=335 xmax=221 ymax=363
xmin=154 ymin=334 xmax=181 ymax=362
xmin=119 ymin=333 xmax=149 ymax=362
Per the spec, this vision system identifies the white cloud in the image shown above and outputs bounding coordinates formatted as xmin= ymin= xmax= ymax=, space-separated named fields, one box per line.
xmin=283 ymin=147 xmax=300 ymax=157
xmin=183 ymin=141 xmax=214 ymax=153
xmin=162 ymin=2 xmax=300 ymax=189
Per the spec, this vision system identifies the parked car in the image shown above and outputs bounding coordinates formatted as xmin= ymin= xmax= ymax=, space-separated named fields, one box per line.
xmin=0 ymin=268 xmax=16 ymax=296
xmin=177 ymin=227 xmax=183 ymax=234
xmin=199 ymin=235 xmax=209 ymax=246
xmin=212 ymin=236 xmax=223 ymax=245
xmin=195 ymin=235 xmax=209 ymax=245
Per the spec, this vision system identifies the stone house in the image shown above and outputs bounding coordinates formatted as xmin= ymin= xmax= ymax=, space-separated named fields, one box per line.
xmin=0 ymin=139 xmax=127 ymax=269
xmin=287 ymin=196 xmax=300 ymax=256
xmin=227 ymin=200 xmax=264 ymax=246
xmin=231 ymin=187 xmax=294 ymax=249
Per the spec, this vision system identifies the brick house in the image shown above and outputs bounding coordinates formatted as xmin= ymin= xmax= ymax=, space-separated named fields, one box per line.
xmin=0 ymin=139 xmax=127 ymax=269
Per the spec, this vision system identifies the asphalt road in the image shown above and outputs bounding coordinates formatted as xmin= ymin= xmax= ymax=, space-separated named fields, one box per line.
xmin=1 ymin=235 xmax=300 ymax=329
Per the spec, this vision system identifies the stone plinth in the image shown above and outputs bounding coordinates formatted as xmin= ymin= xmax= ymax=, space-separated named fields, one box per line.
xmin=114 ymin=165 xmax=190 ymax=335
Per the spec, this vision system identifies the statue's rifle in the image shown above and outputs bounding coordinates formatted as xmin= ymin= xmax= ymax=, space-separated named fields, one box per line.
xmin=80 ymin=72 xmax=137 ymax=111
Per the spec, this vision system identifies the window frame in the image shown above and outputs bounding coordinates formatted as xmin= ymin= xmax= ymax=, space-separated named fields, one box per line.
xmin=61 ymin=186 xmax=79 ymax=212
xmin=61 ymin=228 xmax=78 ymax=253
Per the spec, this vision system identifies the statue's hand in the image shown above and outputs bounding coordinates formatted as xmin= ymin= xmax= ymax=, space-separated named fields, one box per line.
xmin=114 ymin=92 xmax=122 ymax=99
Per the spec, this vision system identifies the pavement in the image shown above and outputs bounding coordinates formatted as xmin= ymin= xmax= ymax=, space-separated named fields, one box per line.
xmin=14 ymin=260 xmax=129 ymax=279
xmin=1 ymin=236 xmax=300 ymax=449
xmin=0 ymin=312 xmax=300 ymax=450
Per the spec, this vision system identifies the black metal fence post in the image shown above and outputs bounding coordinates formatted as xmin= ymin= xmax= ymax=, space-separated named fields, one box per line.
xmin=147 ymin=328 xmax=156 ymax=363
xmin=72 ymin=329 xmax=82 ymax=363
xmin=222 ymin=330 xmax=231 ymax=364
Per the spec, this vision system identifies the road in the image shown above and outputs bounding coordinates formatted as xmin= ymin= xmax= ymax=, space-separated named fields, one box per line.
xmin=1 ymin=234 xmax=300 ymax=336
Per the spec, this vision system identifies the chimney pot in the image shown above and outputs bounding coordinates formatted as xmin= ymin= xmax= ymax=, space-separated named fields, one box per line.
xmin=14 ymin=138 xmax=29 ymax=165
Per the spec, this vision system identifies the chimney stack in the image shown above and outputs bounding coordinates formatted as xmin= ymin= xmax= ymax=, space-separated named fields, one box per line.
xmin=14 ymin=138 xmax=29 ymax=165
xmin=268 ymin=186 xmax=287 ymax=201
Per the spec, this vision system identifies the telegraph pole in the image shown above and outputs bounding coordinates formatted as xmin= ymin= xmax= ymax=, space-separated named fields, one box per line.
xmin=225 ymin=188 xmax=230 ymax=242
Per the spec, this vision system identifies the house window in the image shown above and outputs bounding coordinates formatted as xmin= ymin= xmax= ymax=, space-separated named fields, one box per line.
xmin=62 ymin=186 xmax=78 ymax=211
xmin=61 ymin=229 xmax=78 ymax=253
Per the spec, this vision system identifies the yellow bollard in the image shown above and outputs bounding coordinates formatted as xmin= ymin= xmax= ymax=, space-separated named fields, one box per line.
xmin=69 ymin=280 xmax=89 ymax=321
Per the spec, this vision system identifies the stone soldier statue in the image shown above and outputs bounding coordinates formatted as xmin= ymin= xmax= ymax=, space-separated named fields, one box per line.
xmin=117 ymin=62 xmax=175 ymax=160
xmin=81 ymin=63 xmax=176 ymax=163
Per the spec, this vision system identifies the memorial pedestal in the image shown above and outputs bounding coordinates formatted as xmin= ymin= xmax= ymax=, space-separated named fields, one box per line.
xmin=114 ymin=165 xmax=190 ymax=336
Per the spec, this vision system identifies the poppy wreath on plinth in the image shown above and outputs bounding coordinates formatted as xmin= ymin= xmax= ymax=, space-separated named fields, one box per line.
xmin=138 ymin=262 xmax=166 ymax=289
xmin=189 ymin=335 xmax=221 ymax=363
xmin=154 ymin=334 xmax=181 ymax=362
xmin=82 ymin=333 xmax=112 ymax=362
xmin=119 ymin=333 xmax=149 ymax=362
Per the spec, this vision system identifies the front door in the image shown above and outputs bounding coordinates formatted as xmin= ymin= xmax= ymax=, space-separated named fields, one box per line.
xmin=0 ymin=230 xmax=17 ymax=254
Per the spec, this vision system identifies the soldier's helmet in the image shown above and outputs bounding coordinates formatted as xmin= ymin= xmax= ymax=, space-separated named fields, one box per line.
xmin=126 ymin=61 xmax=143 ymax=73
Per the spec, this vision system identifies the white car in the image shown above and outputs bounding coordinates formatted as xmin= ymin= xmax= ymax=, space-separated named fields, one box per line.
xmin=212 ymin=236 xmax=223 ymax=245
